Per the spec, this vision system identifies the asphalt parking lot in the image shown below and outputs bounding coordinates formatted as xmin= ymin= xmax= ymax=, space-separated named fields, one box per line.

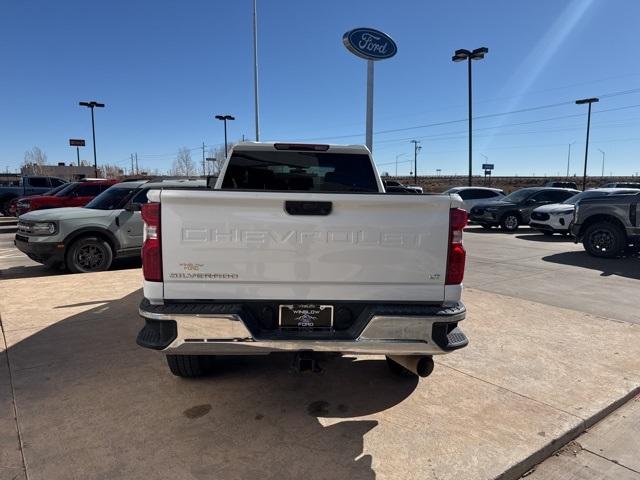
xmin=1 ymin=224 xmax=639 ymax=480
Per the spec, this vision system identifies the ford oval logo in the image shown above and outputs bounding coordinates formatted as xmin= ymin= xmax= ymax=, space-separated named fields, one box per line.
xmin=343 ymin=28 xmax=397 ymax=61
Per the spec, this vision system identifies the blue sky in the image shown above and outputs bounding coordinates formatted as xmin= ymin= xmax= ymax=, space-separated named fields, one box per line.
xmin=1 ymin=0 xmax=639 ymax=176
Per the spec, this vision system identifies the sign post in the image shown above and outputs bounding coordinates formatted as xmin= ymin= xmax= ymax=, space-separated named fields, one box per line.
xmin=343 ymin=28 xmax=397 ymax=152
xmin=69 ymin=139 xmax=86 ymax=167
xmin=482 ymin=163 xmax=494 ymax=182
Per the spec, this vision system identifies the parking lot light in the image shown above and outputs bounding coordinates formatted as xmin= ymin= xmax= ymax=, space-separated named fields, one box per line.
xmin=575 ymin=97 xmax=599 ymax=190
xmin=79 ymin=101 xmax=105 ymax=177
xmin=452 ymin=47 xmax=488 ymax=187
xmin=215 ymin=114 xmax=235 ymax=157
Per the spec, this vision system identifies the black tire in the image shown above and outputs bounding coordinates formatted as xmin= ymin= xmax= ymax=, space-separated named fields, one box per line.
xmin=166 ymin=355 xmax=215 ymax=378
xmin=500 ymin=213 xmax=520 ymax=232
xmin=480 ymin=224 xmax=493 ymax=230
xmin=65 ymin=236 xmax=113 ymax=273
xmin=385 ymin=356 xmax=415 ymax=378
xmin=1 ymin=200 xmax=13 ymax=217
xmin=582 ymin=221 xmax=626 ymax=258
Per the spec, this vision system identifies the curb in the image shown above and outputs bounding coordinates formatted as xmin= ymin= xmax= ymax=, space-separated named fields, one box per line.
xmin=497 ymin=385 xmax=640 ymax=480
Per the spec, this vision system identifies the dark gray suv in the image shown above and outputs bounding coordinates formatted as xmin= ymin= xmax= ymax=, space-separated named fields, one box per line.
xmin=469 ymin=187 xmax=579 ymax=232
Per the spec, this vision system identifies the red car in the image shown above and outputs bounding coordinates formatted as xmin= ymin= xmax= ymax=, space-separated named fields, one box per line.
xmin=8 ymin=183 xmax=70 ymax=216
xmin=16 ymin=179 xmax=118 ymax=215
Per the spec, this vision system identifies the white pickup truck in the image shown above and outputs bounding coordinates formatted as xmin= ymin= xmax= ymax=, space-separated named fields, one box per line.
xmin=137 ymin=142 xmax=468 ymax=378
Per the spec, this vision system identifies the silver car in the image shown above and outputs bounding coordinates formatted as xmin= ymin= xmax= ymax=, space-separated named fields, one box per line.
xmin=14 ymin=179 xmax=205 ymax=273
xmin=444 ymin=186 xmax=505 ymax=211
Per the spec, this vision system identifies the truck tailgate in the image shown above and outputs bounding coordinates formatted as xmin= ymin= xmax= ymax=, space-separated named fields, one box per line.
xmin=159 ymin=190 xmax=452 ymax=302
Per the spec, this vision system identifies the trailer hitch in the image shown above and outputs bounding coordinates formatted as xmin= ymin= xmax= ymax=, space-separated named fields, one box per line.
xmin=290 ymin=351 xmax=324 ymax=374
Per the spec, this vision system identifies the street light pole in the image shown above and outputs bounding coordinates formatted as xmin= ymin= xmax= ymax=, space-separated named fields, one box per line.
xmin=410 ymin=140 xmax=421 ymax=184
xmin=395 ymin=153 xmax=407 ymax=177
xmin=452 ymin=47 xmax=488 ymax=187
xmin=566 ymin=141 xmax=576 ymax=177
xmin=215 ymin=115 xmax=235 ymax=157
xmin=575 ymin=97 xmax=599 ymax=190
xmin=598 ymin=149 xmax=605 ymax=177
xmin=79 ymin=101 xmax=105 ymax=177
xmin=252 ymin=0 xmax=260 ymax=141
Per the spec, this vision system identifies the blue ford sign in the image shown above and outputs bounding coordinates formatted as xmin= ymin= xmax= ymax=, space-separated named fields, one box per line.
xmin=343 ymin=28 xmax=397 ymax=61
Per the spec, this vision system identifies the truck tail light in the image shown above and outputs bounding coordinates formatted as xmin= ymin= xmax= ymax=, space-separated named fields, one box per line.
xmin=446 ymin=208 xmax=468 ymax=285
xmin=141 ymin=203 xmax=162 ymax=282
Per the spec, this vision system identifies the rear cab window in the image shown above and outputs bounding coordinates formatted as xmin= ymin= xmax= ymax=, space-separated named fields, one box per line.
xmin=221 ymin=149 xmax=379 ymax=192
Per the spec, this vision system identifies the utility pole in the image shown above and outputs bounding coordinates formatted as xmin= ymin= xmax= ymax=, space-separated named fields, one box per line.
xmin=130 ymin=154 xmax=134 ymax=175
xmin=598 ymin=149 xmax=605 ymax=177
xmin=135 ymin=153 xmax=139 ymax=175
xmin=202 ymin=142 xmax=206 ymax=176
xmin=410 ymin=140 xmax=421 ymax=184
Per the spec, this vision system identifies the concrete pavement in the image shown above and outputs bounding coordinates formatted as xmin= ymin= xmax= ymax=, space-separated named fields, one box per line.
xmin=464 ymin=226 xmax=640 ymax=324
xmin=1 ymin=267 xmax=640 ymax=479
xmin=526 ymin=395 xmax=640 ymax=479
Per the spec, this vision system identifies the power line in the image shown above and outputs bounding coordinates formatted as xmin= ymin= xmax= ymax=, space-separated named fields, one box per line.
xmin=294 ymin=89 xmax=640 ymax=142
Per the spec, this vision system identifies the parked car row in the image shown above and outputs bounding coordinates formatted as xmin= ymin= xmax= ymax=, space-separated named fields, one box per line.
xmin=14 ymin=178 xmax=205 ymax=272
xmin=0 ymin=175 xmax=68 ymax=215
xmin=468 ymin=187 xmax=579 ymax=231
xmin=446 ymin=184 xmax=640 ymax=259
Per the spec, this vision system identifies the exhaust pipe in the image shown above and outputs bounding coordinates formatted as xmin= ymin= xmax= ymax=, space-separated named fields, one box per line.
xmin=387 ymin=355 xmax=434 ymax=377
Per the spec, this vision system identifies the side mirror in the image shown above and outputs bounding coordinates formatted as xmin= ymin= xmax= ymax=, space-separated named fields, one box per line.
xmin=525 ymin=198 xmax=537 ymax=205
xmin=126 ymin=203 xmax=142 ymax=212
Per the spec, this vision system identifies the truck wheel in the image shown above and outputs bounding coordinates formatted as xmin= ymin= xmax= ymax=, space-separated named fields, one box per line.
xmin=500 ymin=213 xmax=520 ymax=232
xmin=583 ymin=221 xmax=625 ymax=258
xmin=385 ymin=356 xmax=415 ymax=377
xmin=66 ymin=236 xmax=113 ymax=273
xmin=166 ymin=355 xmax=215 ymax=378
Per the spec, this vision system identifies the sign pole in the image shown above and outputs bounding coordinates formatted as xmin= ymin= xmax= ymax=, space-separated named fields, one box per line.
xmin=76 ymin=147 xmax=80 ymax=166
xmin=365 ymin=60 xmax=374 ymax=152
xmin=343 ymin=28 xmax=397 ymax=154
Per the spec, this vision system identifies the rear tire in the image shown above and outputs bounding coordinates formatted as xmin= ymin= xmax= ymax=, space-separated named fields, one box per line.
xmin=582 ymin=221 xmax=625 ymax=258
xmin=500 ymin=213 xmax=520 ymax=232
xmin=65 ymin=236 xmax=113 ymax=273
xmin=166 ymin=355 xmax=215 ymax=378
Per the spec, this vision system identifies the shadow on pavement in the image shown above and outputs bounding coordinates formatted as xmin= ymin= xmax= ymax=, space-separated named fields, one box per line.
xmin=516 ymin=233 xmax=574 ymax=243
xmin=6 ymin=290 xmax=417 ymax=479
xmin=542 ymin=251 xmax=640 ymax=280
xmin=0 ymin=257 xmax=142 ymax=281
xmin=465 ymin=225 xmax=528 ymax=234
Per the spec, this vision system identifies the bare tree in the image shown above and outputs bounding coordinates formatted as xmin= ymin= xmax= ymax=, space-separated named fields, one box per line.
xmin=170 ymin=147 xmax=197 ymax=176
xmin=22 ymin=146 xmax=48 ymax=175
xmin=205 ymin=147 xmax=223 ymax=176
xmin=100 ymin=164 xmax=124 ymax=179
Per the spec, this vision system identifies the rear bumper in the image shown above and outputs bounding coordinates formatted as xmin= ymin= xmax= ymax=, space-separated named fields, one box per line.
xmin=137 ymin=299 xmax=467 ymax=356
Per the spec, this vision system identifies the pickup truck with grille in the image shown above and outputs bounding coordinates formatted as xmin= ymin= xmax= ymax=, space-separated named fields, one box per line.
xmin=570 ymin=190 xmax=640 ymax=257
xmin=0 ymin=176 xmax=67 ymax=215
xmin=137 ymin=142 xmax=469 ymax=378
